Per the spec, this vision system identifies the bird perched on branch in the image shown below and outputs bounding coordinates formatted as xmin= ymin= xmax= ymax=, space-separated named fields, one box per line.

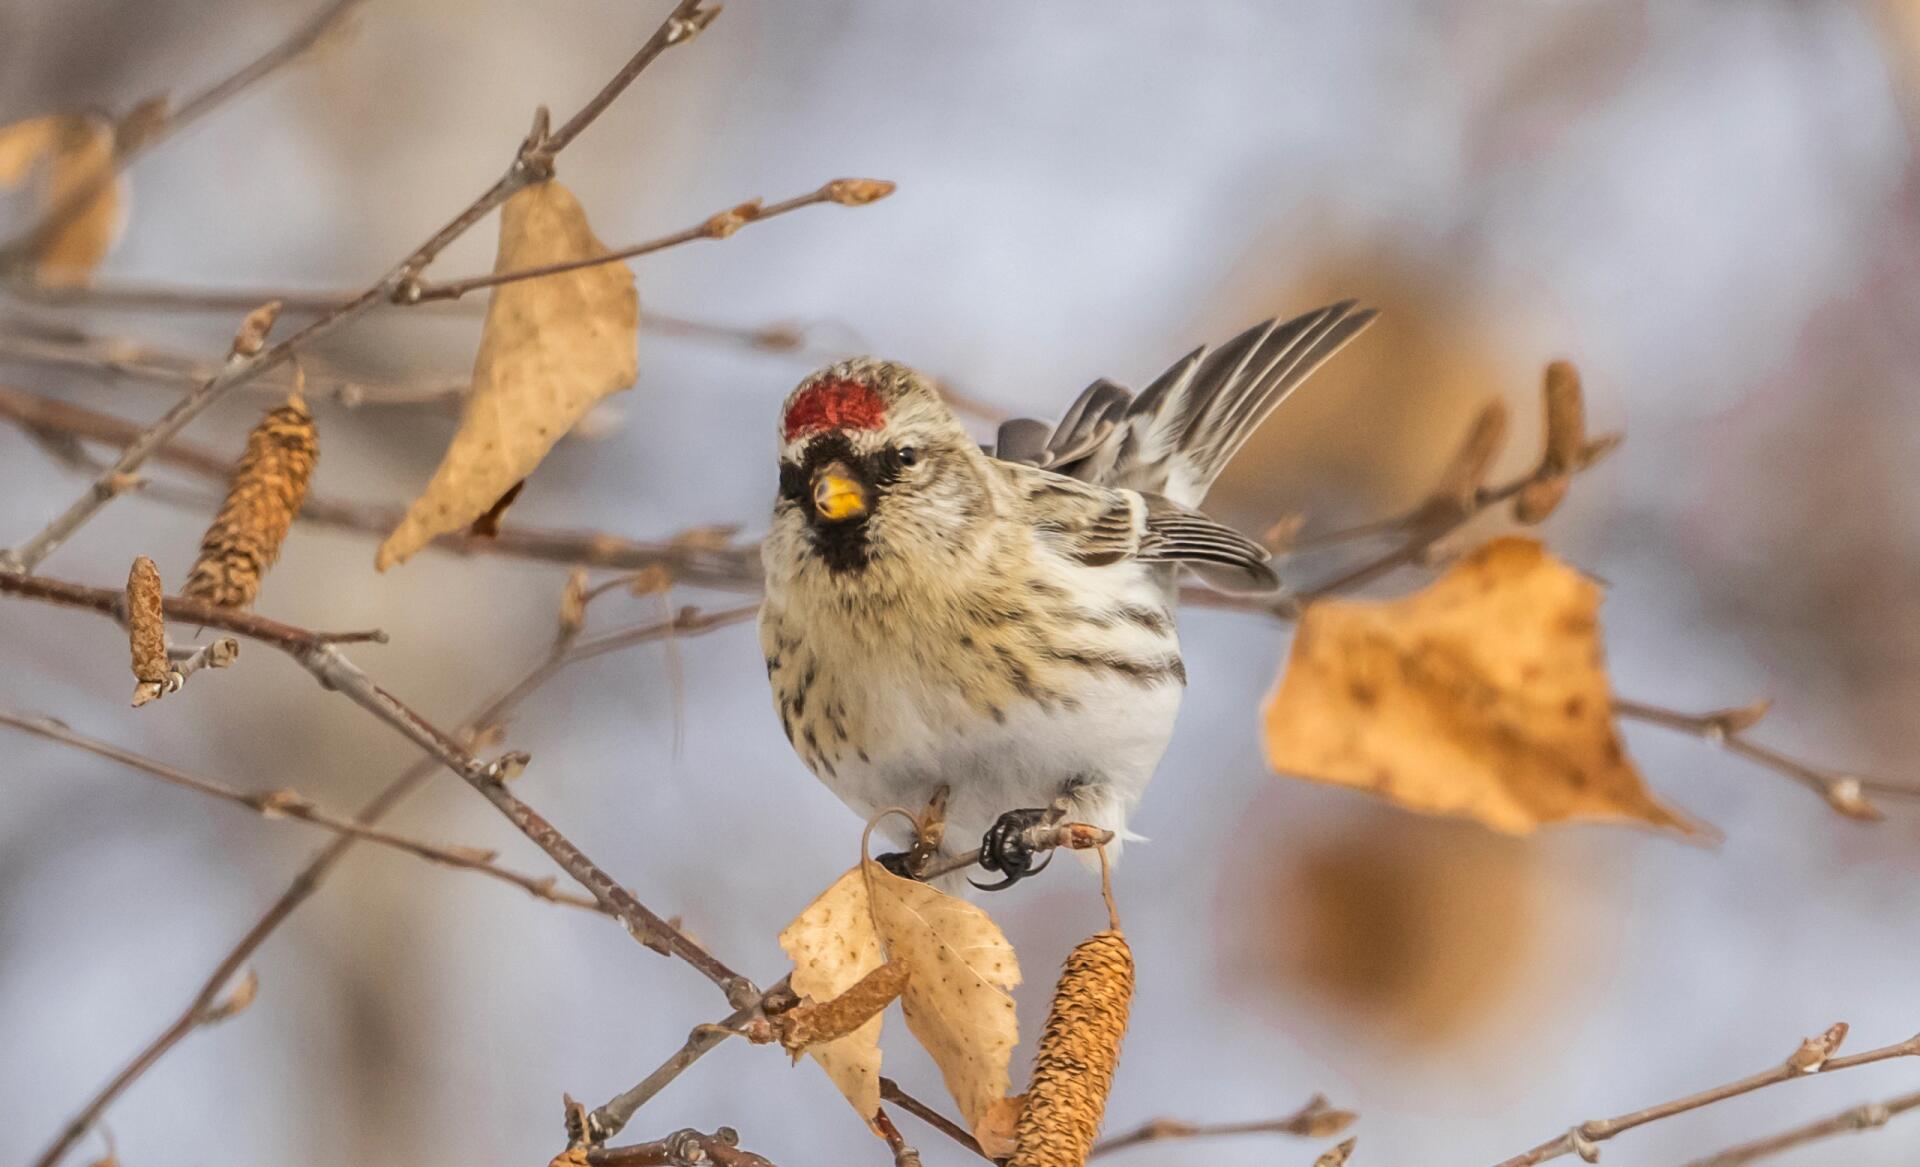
xmin=760 ymin=303 xmax=1375 ymax=888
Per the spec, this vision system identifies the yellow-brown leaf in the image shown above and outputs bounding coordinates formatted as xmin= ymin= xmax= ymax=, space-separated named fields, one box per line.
xmin=778 ymin=865 xmax=887 ymax=1120
xmin=377 ymin=179 xmax=637 ymax=569
xmin=1263 ymin=537 xmax=1708 ymax=836
xmin=0 ymin=114 xmax=126 ymax=282
xmin=865 ymin=862 xmax=1021 ymax=1132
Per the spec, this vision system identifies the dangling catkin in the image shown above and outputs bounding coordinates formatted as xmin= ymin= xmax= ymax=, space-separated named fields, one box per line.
xmin=1010 ymin=850 xmax=1133 ymax=1167
xmin=126 ymin=555 xmax=169 ymax=707
xmin=183 ymin=392 xmax=317 ymax=608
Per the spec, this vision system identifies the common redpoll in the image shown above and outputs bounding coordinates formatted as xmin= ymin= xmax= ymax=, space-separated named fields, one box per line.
xmin=760 ymin=302 xmax=1375 ymax=887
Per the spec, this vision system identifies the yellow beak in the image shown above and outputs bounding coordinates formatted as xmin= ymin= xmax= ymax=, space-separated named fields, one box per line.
xmin=812 ymin=465 xmax=869 ymax=522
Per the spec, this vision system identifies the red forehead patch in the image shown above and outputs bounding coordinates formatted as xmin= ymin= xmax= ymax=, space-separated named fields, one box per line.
xmin=782 ymin=378 xmax=887 ymax=441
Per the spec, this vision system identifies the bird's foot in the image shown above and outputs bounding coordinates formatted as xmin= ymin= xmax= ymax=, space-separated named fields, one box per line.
xmin=873 ymin=850 xmax=920 ymax=881
xmin=971 ymin=807 xmax=1055 ymax=891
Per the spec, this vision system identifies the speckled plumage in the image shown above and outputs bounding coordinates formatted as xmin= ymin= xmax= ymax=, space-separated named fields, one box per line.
xmin=760 ymin=304 xmax=1375 ymax=873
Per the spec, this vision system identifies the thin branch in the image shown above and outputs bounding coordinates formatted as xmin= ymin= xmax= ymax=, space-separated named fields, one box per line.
xmin=403 ymin=179 xmax=893 ymax=304
xmin=0 ymin=0 xmax=365 ymax=271
xmin=880 ymin=1077 xmax=989 ymax=1161
xmin=0 ymin=384 xmax=766 ymax=588
xmin=1614 ymin=697 xmax=1916 ymax=821
xmin=1685 ymin=1088 xmax=1920 ymax=1167
xmin=0 ymin=710 xmax=605 ymax=912
xmin=587 ymin=1128 xmax=775 ymax=1167
xmin=0 ymin=0 xmax=716 ymax=574
xmin=1091 ymin=1094 xmax=1357 ymax=1158
xmin=1490 ymin=1023 xmax=1920 ymax=1167
xmin=0 ymin=571 xmax=386 ymax=652
xmin=25 ymin=582 xmax=725 ymax=1167
xmin=587 ymin=990 xmax=782 ymax=1143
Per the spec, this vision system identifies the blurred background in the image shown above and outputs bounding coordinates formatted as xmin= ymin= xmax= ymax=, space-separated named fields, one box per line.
xmin=2 ymin=2 xmax=1918 ymax=1164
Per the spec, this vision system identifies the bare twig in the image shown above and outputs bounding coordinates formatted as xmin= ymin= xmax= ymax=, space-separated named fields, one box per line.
xmin=1091 ymin=1094 xmax=1357 ymax=1158
xmin=587 ymin=988 xmax=786 ymax=1143
xmin=880 ymin=1077 xmax=989 ymax=1161
xmin=0 ymin=710 xmax=605 ymax=912
xmin=403 ymin=179 xmax=894 ymax=304
xmin=915 ymin=818 xmax=1115 ymax=882
xmin=0 ymin=0 xmax=716 ymax=574
xmin=0 ymin=570 xmax=387 ymax=651
xmin=25 ymin=585 xmax=727 ymax=1167
xmin=0 ymin=0 xmax=365 ymax=272
xmin=1685 ymin=1088 xmax=1920 ymax=1167
xmin=587 ymin=1128 xmax=775 ymax=1167
xmin=1490 ymin=1023 xmax=1920 ymax=1167
xmin=873 ymin=1110 xmax=924 ymax=1167
xmin=0 ymin=384 xmax=765 ymax=587
xmin=1614 ymin=698 xmax=1916 ymax=820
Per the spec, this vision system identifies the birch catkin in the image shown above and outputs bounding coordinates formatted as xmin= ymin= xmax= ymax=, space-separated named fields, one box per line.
xmin=127 ymin=555 xmax=169 ymax=707
xmin=1009 ymin=927 xmax=1134 ymax=1167
xmin=183 ymin=394 xmax=317 ymax=608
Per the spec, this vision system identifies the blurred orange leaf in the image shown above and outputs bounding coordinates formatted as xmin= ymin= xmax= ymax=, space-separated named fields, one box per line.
xmin=0 ymin=113 xmax=126 ymax=282
xmin=1264 ymin=537 xmax=1709 ymax=837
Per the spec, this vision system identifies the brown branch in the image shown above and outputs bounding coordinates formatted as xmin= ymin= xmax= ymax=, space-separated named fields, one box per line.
xmin=0 ymin=384 xmax=767 ymax=587
xmin=1491 ymin=1023 xmax=1920 ymax=1167
xmin=0 ymin=0 xmax=365 ymax=272
xmin=587 ymin=1128 xmax=774 ymax=1167
xmin=1685 ymin=1088 xmax=1920 ymax=1167
xmin=880 ymin=1078 xmax=988 ymax=1160
xmin=0 ymin=0 xmax=716 ymax=574
xmin=1090 ymin=1094 xmax=1357 ymax=1158
xmin=1614 ymin=698 xmax=1916 ymax=820
xmin=403 ymin=179 xmax=893 ymax=304
xmin=0 ymin=710 xmax=604 ymax=912
xmin=25 ymin=582 xmax=730 ymax=1167
xmin=0 ymin=570 xmax=386 ymax=651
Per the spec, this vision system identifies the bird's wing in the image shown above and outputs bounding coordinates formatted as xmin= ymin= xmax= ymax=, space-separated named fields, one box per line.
xmin=1013 ymin=463 xmax=1279 ymax=594
xmin=990 ymin=302 xmax=1375 ymax=507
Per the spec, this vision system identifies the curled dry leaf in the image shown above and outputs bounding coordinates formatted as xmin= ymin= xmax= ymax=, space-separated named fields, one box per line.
xmin=0 ymin=113 xmax=127 ymax=282
xmin=1264 ymin=537 xmax=1710 ymax=837
xmin=779 ymin=958 xmax=910 ymax=1055
xmin=778 ymin=862 xmax=1022 ymax=1132
xmin=865 ymin=863 xmax=1022 ymax=1134
xmin=779 ymin=865 xmax=888 ymax=1121
xmin=377 ymin=179 xmax=638 ymax=569
xmin=126 ymin=555 xmax=168 ymax=707
xmin=1315 ymin=1136 xmax=1359 ymax=1167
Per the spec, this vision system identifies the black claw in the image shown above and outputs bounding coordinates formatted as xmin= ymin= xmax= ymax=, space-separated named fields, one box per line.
xmin=973 ymin=807 xmax=1053 ymax=892
xmin=874 ymin=850 xmax=919 ymax=880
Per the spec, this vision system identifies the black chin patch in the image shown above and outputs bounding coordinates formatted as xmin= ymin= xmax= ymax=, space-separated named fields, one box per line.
xmin=782 ymin=432 xmax=878 ymax=574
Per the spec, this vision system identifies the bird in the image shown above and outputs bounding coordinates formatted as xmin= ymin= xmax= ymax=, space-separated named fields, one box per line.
xmin=758 ymin=301 xmax=1375 ymax=888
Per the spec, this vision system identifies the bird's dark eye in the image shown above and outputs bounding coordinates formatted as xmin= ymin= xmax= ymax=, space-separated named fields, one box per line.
xmin=896 ymin=445 xmax=919 ymax=467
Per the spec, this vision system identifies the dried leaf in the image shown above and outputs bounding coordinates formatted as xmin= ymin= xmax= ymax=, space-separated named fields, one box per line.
xmin=1315 ymin=1136 xmax=1358 ymax=1167
xmin=126 ymin=555 xmax=168 ymax=707
xmin=778 ymin=865 xmax=887 ymax=1120
xmin=1264 ymin=537 xmax=1710 ymax=836
xmin=469 ymin=479 xmax=525 ymax=538
xmin=975 ymin=1094 xmax=1025 ymax=1160
xmin=866 ymin=863 xmax=1021 ymax=1133
xmin=779 ymin=958 xmax=910 ymax=1054
xmin=0 ymin=114 xmax=127 ymax=282
xmin=377 ymin=180 xmax=638 ymax=569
